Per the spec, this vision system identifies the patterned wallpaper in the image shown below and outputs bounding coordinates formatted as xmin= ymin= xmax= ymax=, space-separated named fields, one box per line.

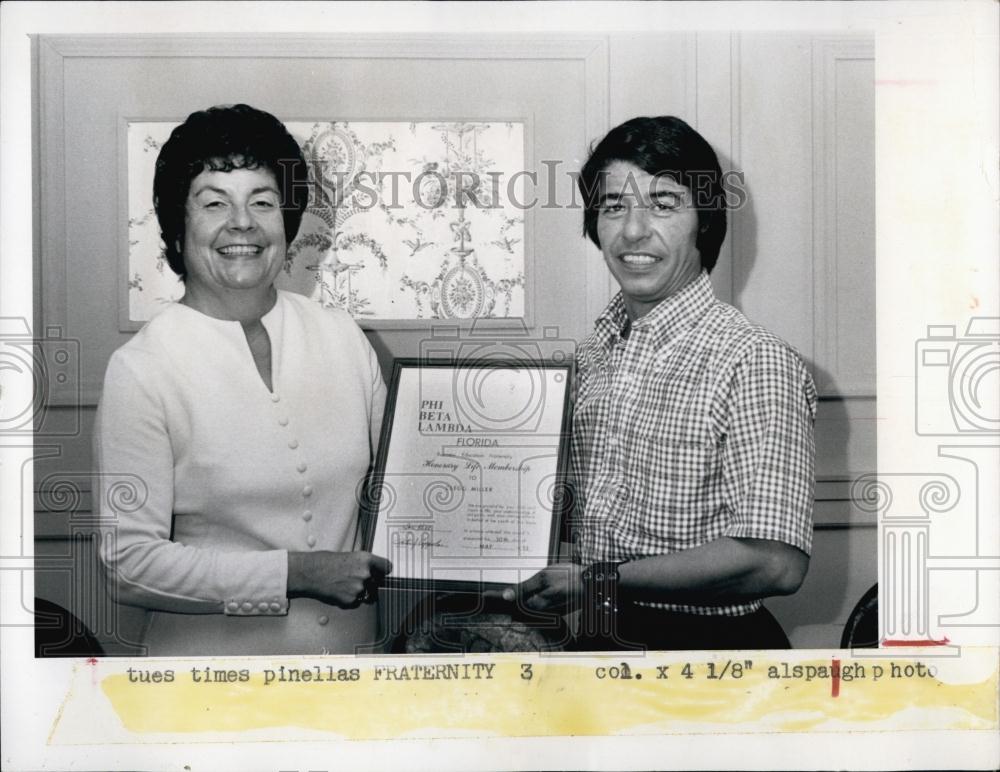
xmin=126 ymin=121 xmax=527 ymax=323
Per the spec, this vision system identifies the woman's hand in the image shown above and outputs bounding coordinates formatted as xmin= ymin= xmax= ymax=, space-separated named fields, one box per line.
xmin=287 ymin=551 xmax=392 ymax=608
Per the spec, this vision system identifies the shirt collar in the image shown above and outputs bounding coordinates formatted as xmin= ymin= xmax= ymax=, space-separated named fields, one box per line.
xmin=594 ymin=271 xmax=716 ymax=348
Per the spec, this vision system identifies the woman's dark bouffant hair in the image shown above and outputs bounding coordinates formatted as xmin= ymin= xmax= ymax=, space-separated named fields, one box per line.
xmin=153 ymin=104 xmax=309 ymax=280
xmin=578 ymin=116 xmax=728 ymax=274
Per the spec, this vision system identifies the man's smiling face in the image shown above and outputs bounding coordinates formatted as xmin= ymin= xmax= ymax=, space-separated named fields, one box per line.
xmin=596 ymin=160 xmax=702 ymax=320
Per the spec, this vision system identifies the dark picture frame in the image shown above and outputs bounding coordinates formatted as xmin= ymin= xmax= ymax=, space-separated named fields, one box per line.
xmin=362 ymin=358 xmax=574 ymax=593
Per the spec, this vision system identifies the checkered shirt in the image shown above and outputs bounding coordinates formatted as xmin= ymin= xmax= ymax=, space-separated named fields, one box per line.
xmin=571 ymin=271 xmax=817 ymax=616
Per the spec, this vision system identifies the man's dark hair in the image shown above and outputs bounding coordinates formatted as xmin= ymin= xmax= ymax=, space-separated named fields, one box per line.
xmin=578 ymin=116 xmax=728 ymax=273
xmin=153 ymin=103 xmax=309 ymax=280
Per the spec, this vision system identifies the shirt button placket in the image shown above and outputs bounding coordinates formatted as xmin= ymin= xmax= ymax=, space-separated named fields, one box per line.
xmin=273 ymin=396 xmax=316 ymax=550
xmin=301 ymin=484 xmax=314 ymax=546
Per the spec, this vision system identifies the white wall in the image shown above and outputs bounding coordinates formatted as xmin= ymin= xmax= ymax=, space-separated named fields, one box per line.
xmin=34 ymin=31 xmax=875 ymax=651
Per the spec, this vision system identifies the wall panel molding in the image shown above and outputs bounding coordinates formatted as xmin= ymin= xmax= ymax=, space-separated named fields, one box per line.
xmin=683 ymin=32 xmax=699 ymax=128
xmin=37 ymin=38 xmax=78 ymax=401
xmin=692 ymin=32 xmax=737 ymax=306
xmin=728 ymin=33 xmax=743 ymax=305
xmin=811 ymin=37 xmax=876 ymax=397
xmin=38 ymin=34 xmax=610 ymax=60
xmin=37 ymin=34 xmax=609 ymax=406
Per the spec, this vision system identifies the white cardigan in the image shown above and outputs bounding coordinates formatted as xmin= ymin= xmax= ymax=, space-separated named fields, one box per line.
xmin=94 ymin=291 xmax=386 ymax=655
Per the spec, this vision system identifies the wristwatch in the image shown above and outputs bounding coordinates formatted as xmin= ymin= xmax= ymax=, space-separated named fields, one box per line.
xmin=580 ymin=561 xmax=625 ymax=641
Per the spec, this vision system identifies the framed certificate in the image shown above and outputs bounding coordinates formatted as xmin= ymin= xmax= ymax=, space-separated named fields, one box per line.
xmin=362 ymin=358 xmax=573 ymax=592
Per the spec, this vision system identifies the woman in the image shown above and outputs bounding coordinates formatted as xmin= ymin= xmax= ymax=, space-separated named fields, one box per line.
xmin=95 ymin=104 xmax=390 ymax=656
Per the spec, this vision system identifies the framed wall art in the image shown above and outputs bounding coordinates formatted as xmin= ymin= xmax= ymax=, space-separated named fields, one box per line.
xmin=124 ymin=119 xmax=529 ymax=329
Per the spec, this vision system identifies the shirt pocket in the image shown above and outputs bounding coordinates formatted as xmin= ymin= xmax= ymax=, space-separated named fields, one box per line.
xmin=638 ymin=369 xmax=718 ymax=446
xmin=621 ymin=434 xmax=724 ymax=552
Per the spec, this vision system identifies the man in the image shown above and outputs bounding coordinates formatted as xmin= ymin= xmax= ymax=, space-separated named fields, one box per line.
xmin=505 ymin=116 xmax=817 ymax=650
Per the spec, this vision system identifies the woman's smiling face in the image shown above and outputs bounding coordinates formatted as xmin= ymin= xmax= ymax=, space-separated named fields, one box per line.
xmin=595 ymin=160 xmax=702 ymax=320
xmin=182 ymin=165 xmax=287 ymax=297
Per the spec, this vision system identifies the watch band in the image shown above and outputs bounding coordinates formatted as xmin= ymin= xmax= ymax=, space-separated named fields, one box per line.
xmin=580 ymin=561 xmax=625 ymax=643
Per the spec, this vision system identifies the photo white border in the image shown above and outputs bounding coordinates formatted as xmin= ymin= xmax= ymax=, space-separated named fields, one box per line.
xmin=2 ymin=2 xmax=998 ymax=770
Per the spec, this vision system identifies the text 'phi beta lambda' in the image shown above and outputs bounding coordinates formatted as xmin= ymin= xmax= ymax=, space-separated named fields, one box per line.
xmin=418 ymin=400 xmax=472 ymax=433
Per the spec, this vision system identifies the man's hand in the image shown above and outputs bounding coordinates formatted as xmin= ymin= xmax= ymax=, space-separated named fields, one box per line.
xmin=287 ymin=551 xmax=392 ymax=608
xmin=498 ymin=563 xmax=585 ymax=612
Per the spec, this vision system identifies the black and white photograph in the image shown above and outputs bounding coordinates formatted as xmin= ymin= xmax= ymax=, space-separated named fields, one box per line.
xmin=1 ymin=2 xmax=997 ymax=771
xmin=30 ymin=27 xmax=875 ymax=660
